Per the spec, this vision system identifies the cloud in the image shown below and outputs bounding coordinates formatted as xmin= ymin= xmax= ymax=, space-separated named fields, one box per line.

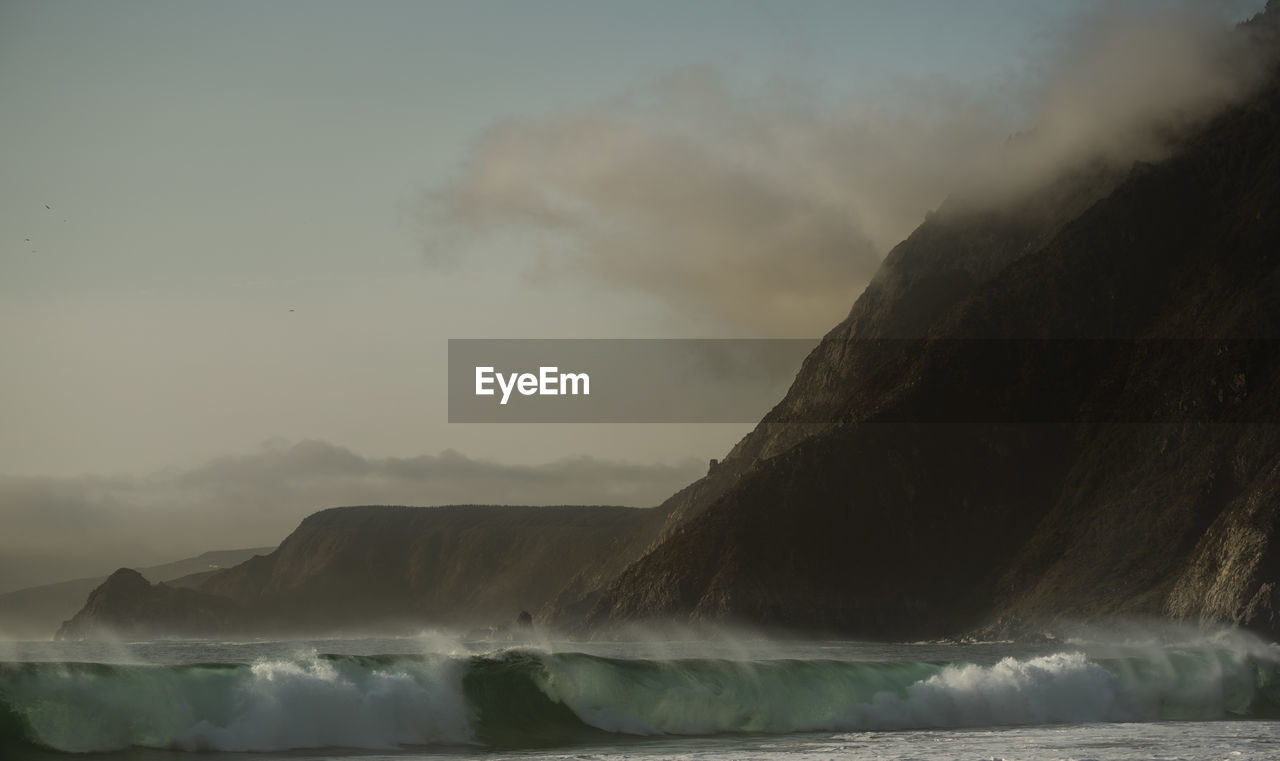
xmin=425 ymin=66 xmax=923 ymax=336
xmin=968 ymin=1 xmax=1269 ymax=205
xmin=423 ymin=3 xmax=1268 ymax=336
xmin=0 ymin=441 xmax=703 ymax=593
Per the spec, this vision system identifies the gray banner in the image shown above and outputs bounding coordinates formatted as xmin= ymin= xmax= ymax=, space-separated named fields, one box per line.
xmin=448 ymin=339 xmax=816 ymax=423
xmin=448 ymin=338 xmax=1280 ymax=423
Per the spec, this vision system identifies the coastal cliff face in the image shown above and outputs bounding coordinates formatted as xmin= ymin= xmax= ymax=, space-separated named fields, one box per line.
xmin=199 ymin=505 xmax=656 ymax=632
xmin=586 ymin=36 xmax=1280 ymax=638
xmin=526 ymin=161 xmax=1133 ymax=627
xmin=56 ymin=505 xmax=655 ymax=638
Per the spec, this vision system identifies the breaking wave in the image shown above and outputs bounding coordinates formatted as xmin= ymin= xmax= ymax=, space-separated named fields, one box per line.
xmin=3 ymin=643 xmax=1279 ymax=752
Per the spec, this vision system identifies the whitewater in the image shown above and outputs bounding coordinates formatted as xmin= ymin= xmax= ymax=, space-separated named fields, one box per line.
xmin=2 ymin=630 xmax=1279 ymax=760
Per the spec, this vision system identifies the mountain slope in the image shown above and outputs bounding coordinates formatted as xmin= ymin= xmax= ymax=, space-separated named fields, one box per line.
xmin=200 ymin=504 xmax=657 ymax=632
xmin=56 ymin=568 xmax=243 ymax=640
xmin=587 ymin=31 xmax=1280 ymax=639
xmin=0 ymin=548 xmax=271 ymax=639
xmin=56 ymin=505 xmax=657 ymax=638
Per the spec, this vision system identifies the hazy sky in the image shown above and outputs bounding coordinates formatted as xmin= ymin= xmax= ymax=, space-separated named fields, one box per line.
xmin=0 ymin=1 xmax=1269 ymax=587
xmin=0 ymin=0 xmax=1109 ymax=477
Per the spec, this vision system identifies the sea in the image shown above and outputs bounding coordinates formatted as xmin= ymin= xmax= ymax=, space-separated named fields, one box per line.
xmin=2 ymin=627 xmax=1279 ymax=761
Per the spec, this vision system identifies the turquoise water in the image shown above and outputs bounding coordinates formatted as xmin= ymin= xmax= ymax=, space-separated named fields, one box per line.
xmin=3 ymin=631 xmax=1280 ymax=760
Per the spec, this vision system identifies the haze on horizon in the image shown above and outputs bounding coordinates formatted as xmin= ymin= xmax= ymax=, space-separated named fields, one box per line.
xmin=0 ymin=0 xmax=1269 ymax=591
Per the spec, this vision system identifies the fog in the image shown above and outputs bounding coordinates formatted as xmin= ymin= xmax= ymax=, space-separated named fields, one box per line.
xmin=427 ymin=3 xmax=1268 ymax=336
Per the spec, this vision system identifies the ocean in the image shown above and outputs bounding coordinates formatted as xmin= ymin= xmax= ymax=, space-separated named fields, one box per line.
xmin=2 ymin=629 xmax=1279 ymax=760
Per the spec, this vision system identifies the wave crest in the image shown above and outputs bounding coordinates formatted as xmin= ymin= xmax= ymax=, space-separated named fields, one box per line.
xmin=2 ymin=643 xmax=1278 ymax=753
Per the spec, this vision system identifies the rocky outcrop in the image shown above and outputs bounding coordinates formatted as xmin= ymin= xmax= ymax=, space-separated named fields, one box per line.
xmin=1163 ymin=457 xmax=1280 ymax=632
xmin=55 ymin=569 xmax=240 ymax=640
xmin=0 ymin=547 xmax=271 ymax=639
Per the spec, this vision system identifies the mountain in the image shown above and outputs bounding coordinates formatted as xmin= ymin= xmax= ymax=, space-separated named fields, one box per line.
xmin=58 ymin=6 xmax=1280 ymax=643
xmin=56 ymin=568 xmax=243 ymax=640
xmin=0 ymin=547 xmax=272 ymax=639
xmin=56 ymin=505 xmax=654 ymax=639
xmin=584 ymin=13 xmax=1280 ymax=639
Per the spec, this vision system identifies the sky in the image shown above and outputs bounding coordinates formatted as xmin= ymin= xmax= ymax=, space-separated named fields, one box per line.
xmin=0 ymin=0 xmax=1268 ymax=590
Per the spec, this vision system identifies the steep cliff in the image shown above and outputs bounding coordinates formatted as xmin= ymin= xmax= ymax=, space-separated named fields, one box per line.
xmin=198 ymin=505 xmax=654 ymax=634
xmin=587 ymin=16 xmax=1280 ymax=639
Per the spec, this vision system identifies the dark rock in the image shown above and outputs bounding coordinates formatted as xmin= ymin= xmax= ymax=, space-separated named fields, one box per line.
xmin=586 ymin=16 xmax=1280 ymax=640
xmin=191 ymin=505 xmax=650 ymax=635
xmin=0 ymin=547 xmax=271 ymax=640
xmin=56 ymin=568 xmax=240 ymax=640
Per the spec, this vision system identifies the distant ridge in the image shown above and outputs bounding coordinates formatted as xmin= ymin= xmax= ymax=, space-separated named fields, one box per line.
xmin=56 ymin=505 xmax=655 ymax=639
xmin=0 ymin=547 xmax=272 ymax=639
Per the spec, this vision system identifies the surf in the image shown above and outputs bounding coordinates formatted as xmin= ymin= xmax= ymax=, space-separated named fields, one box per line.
xmin=2 ymin=642 xmax=1279 ymax=753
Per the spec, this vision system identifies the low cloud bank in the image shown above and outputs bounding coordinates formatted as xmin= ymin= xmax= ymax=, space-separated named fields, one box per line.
xmin=424 ymin=3 xmax=1268 ymax=335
